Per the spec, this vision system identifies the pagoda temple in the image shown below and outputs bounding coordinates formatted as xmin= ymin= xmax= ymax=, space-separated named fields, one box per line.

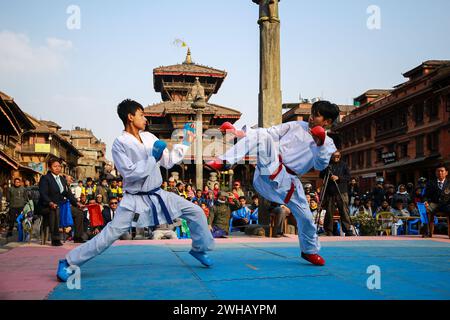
xmin=145 ymin=50 xmax=253 ymax=187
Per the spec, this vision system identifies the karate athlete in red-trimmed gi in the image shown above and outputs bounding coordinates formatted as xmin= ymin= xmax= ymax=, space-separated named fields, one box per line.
xmin=206 ymin=101 xmax=340 ymax=266
xmin=56 ymin=99 xmax=214 ymax=282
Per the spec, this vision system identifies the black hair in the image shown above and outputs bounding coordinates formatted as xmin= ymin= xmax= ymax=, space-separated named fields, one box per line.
xmin=78 ymin=180 xmax=83 ymax=184
xmin=14 ymin=178 xmax=21 ymax=182
xmin=238 ymin=196 xmax=246 ymax=201
xmin=117 ymin=99 xmax=144 ymax=127
xmin=109 ymin=197 xmax=118 ymax=203
xmin=47 ymin=157 xmax=61 ymax=168
xmin=251 ymin=195 xmax=259 ymax=200
xmin=311 ymin=100 xmax=340 ymax=123
xmin=436 ymin=163 xmax=448 ymax=171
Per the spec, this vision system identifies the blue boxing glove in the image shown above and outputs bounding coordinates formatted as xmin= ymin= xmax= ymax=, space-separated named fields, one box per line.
xmin=182 ymin=122 xmax=196 ymax=146
xmin=152 ymin=140 xmax=167 ymax=161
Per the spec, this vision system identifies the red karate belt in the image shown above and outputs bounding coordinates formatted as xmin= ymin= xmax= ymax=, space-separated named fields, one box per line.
xmin=269 ymin=155 xmax=297 ymax=204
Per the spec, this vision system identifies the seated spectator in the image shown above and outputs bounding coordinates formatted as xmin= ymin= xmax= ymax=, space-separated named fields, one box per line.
xmin=205 ymin=191 xmax=215 ymax=209
xmin=270 ymin=203 xmax=291 ymax=237
xmin=161 ymin=181 xmax=168 ymax=191
xmin=376 ymin=200 xmax=392 ymax=214
xmin=391 ymin=199 xmax=410 ymax=217
xmin=407 ymin=201 xmax=420 ymax=217
xmin=249 ymin=195 xmax=259 ymax=219
xmin=192 ymin=190 xmax=204 ymax=205
xmin=102 ymin=197 xmax=119 ymax=226
xmin=391 ymin=184 xmax=411 ymax=208
xmin=186 ymin=184 xmax=195 ymax=199
xmin=309 ymin=199 xmax=324 ymax=232
xmin=175 ymin=182 xmax=187 ymax=199
xmin=200 ymin=202 xmax=210 ymax=219
xmin=361 ymin=198 xmax=373 ymax=217
xmin=349 ymin=196 xmax=362 ymax=217
xmin=413 ymin=187 xmax=423 ymax=204
xmin=231 ymin=187 xmax=240 ymax=200
xmin=151 ymin=219 xmax=181 ymax=240
xmin=83 ymin=177 xmax=96 ymax=202
xmin=208 ymin=191 xmax=232 ymax=238
xmin=231 ymin=196 xmax=252 ymax=231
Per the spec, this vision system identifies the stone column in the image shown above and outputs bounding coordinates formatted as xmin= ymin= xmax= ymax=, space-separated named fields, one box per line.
xmin=252 ymin=0 xmax=282 ymax=128
xmin=191 ymin=77 xmax=207 ymax=191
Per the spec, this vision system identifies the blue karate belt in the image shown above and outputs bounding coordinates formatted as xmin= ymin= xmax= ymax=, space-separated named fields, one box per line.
xmin=126 ymin=188 xmax=173 ymax=225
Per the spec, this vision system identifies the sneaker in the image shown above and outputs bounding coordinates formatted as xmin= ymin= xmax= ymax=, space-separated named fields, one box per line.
xmin=189 ymin=250 xmax=213 ymax=267
xmin=56 ymin=259 xmax=73 ymax=282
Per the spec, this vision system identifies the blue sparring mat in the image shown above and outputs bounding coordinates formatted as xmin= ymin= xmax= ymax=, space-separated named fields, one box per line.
xmin=48 ymin=240 xmax=450 ymax=300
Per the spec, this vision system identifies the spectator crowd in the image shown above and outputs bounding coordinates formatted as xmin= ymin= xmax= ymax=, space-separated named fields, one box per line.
xmin=1 ymin=156 xmax=449 ymax=245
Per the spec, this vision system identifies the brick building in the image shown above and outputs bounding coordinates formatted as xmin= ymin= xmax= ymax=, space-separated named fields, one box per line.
xmin=59 ymin=127 xmax=107 ymax=181
xmin=334 ymin=60 xmax=450 ymax=192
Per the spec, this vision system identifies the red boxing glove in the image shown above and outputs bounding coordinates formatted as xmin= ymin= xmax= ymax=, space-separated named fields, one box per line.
xmin=310 ymin=126 xmax=326 ymax=146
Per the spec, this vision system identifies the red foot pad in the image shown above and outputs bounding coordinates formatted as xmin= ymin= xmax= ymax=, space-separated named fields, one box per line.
xmin=310 ymin=126 xmax=326 ymax=146
xmin=219 ymin=122 xmax=246 ymax=138
xmin=205 ymin=159 xmax=224 ymax=171
xmin=301 ymin=252 xmax=326 ymax=266
xmin=219 ymin=122 xmax=236 ymax=133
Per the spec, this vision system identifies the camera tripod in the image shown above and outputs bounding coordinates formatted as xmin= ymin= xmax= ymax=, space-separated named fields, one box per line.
xmin=315 ymin=167 xmax=359 ymax=236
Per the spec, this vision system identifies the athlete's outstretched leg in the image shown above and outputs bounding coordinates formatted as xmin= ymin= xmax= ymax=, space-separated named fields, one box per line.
xmin=66 ymin=206 xmax=134 ymax=266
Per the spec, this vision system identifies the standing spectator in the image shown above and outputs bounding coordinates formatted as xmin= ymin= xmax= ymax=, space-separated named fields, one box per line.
xmin=202 ymin=185 xmax=210 ymax=198
xmin=319 ymin=151 xmax=354 ymax=236
xmin=391 ymin=184 xmax=411 ymax=208
xmin=96 ymin=178 xmax=110 ymax=205
xmin=38 ymin=158 xmax=81 ymax=246
xmin=385 ymin=185 xmax=396 ymax=205
xmin=186 ymin=184 xmax=195 ymax=200
xmin=117 ymin=179 xmax=123 ymax=195
xmin=167 ymin=177 xmax=177 ymax=192
xmin=348 ymin=178 xmax=359 ymax=206
xmin=102 ymin=197 xmax=119 ymax=226
xmin=371 ymin=181 xmax=386 ymax=212
xmin=64 ymin=175 xmax=86 ymax=243
xmin=208 ymin=191 xmax=232 ymax=238
xmin=74 ymin=180 xmax=83 ymax=201
xmin=213 ymin=183 xmax=220 ymax=200
xmin=108 ymin=179 xmax=121 ymax=199
xmin=6 ymin=178 xmax=28 ymax=238
xmin=83 ymin=178 xmax=96 ymax=201
xmin=233 ymin=181 xmax=245 ymax=197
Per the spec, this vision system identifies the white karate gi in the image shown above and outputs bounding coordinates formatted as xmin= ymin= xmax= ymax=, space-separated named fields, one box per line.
xmin=67 ymin=131 xmax=214 ymax=266
xmin=219 ymin=121 xmax=336 ymax=254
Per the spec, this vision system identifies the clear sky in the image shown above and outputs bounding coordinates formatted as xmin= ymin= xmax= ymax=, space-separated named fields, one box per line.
xmin=1 ymin=0 xmax=449 ymax=160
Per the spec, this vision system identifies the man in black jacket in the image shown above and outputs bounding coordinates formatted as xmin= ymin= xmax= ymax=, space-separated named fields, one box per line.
xmin=38 ymin=157 xmax=83 ymax=246
xmin=102 ymin=197 xmax=119 ymax=226
xmin=319 ymin=151 xmax=354 ymax=236
xmin=423 ymin=164 xmax=450 ymax=238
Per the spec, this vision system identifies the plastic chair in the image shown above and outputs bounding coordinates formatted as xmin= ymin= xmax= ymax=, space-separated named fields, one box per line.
xmin=376 ymin=212 xmax=395 ymax=236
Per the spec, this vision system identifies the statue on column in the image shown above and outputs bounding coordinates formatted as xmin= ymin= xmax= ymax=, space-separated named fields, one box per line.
xmin=253 ymin=0 xmax=280 ymax=23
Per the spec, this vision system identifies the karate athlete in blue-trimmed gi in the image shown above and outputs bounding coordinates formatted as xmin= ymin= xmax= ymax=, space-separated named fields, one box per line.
xmin=56 ymin=99 xmax=214 ymax=282
xmin=206 ymin=101 xmax=340 ymax=266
